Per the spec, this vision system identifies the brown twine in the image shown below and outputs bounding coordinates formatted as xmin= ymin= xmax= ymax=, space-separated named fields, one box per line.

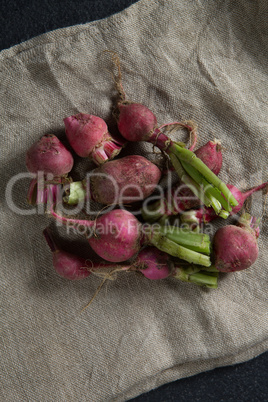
xmin=158 ymin=120 xmax=197 ymax=151
xmin=89 ymin=265 xmax=130 ymax=279
xmin=80 ymin=276 xmax=108 ymax=313
xmin=80 ymin=266 xmax=131 ymax=313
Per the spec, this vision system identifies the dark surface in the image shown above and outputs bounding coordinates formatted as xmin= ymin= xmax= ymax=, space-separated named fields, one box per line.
xmin=0 ymin=0 xmax=140 ymax=50
xmin=130 ymin=352 xmax=268 ymax=401
xmin=1 ymin=1 xmax=267 ymax=401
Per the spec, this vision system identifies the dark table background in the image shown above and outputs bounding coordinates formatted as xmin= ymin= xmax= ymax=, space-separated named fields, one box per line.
xmin=1 ymin=1 xmax=267 ymax=401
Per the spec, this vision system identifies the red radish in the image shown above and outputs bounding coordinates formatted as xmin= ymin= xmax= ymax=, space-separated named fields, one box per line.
xmin=134 ymin=247 xmax=171 ymax=280
xmin=86 ymin=209 xmax=141 ymax=262
xmin=65 ymin=155 xmax=162 ymax=205
xmin=26 ymin=134 xmax=74 ymax=177
xmin=64 ymin=113 xmax=125 ymax=165
xmin=227 ymin=183 xmax=268 ymax=215
xmin=49 ymin=206 xmax=211 ymax=266
xmin=141 ymin=140 xmax=223 ymax=222
xmin=43 ymin=228 xmax=90 ymax=280
xmin=118 ymin=103 xmax=157 ymax=142
xmin=213 ymin=214 xmax=259 ymax=272
xmin=180 ymin=182 xmax=268 ymax=226
xmin=26 ymin=134 xmax=74 ymax=205
xmin=194 ymin=139 xmax=222 ymax=176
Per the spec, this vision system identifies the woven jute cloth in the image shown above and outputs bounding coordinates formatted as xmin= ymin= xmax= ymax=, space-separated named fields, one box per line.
xmin=1 ymin=1 xmax=267 ymax=401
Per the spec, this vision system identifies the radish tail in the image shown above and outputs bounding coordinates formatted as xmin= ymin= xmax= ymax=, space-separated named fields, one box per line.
xmin=49 ymin=204 xmax=94 ymax=229
xmin=241 ymin=182 xmax=268 ymax=201
xmin=43 ymin=228 xmax=58 ymax=253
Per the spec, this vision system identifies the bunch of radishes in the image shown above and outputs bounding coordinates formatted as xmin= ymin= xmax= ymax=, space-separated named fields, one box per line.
xmin=25 ymin=54 xmax=267 ymax=290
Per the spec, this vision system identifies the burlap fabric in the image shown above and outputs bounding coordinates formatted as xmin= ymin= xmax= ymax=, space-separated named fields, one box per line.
xmin=1 ymin=1 xmax=267 ymax=401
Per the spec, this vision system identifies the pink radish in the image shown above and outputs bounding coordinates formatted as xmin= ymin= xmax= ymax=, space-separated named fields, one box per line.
xmin=194 ymin=139 xmax=222 ymax=176
xmin=227 ymin=183 xmax=268 ymax=215
xmin=213 ymin=214 xmax=259 ymax=272
xmin=43 ymin=228 xmax=90 ymax=280
xmin=50 ymin=208 xmax=142 ymax=263
xmin=64 ymin=113 xmax=125 ymax=165
xmin=65 ymin=155 xmax=162 ymax=205
xmin=26 ymin=134 xmax=74 ymax=177
xmin=26 ymin=134 xmax=74 ymax=205
xmin=134 ymin=247 xmax=171 ymax=280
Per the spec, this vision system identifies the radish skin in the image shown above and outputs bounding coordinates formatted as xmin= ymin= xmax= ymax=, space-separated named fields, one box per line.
xmin=87 ymin=209 xmax=142 ymax=262
xmin=66 ymin=155 xmax=162 ymax=205
xmin=213 ymin=214 xmax=259 ymax=272
xmin=135 ymin=247 xmax=171 ymax=280
xmin=26 ymin=134 xmax=74 ymax=177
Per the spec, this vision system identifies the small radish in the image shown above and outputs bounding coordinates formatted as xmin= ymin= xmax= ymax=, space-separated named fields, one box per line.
xmin=26 ymin=134 xmax=74 ymax=177
xmin=194 ymin=139 xmax=222 ymax=176
xmin=43 ymin=228 xmax=90 ymax=280
xmin=65 ymin=155 xmax=162 ymax=205
xmin=227 ymin=183 xmax=268 ymax=215
xmin=134 ymin=246 xmax=171 ymax=280
xmin=213 ymin=213 xmax=259 ymax=272
xmin=64 ymin=113 xmax=125 ymax=165
xmin=26 ymin=134 xmax=74 ymax=205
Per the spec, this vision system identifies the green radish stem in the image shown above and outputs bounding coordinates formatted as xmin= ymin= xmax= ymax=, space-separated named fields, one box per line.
xmin=168 ymin=143 xmax=238 ymax=207
xmin=180 ymin=160 xmax=232 ymax=215
xmin=169 ymin=154 xmax=211 ymax=207
xmin=149 ymin=231 xmax=211 ymax=267
xmin=159 ymin=226 xmax=211 ymax=254
xmin=172 ymin=265 xmax=219 ymax=288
